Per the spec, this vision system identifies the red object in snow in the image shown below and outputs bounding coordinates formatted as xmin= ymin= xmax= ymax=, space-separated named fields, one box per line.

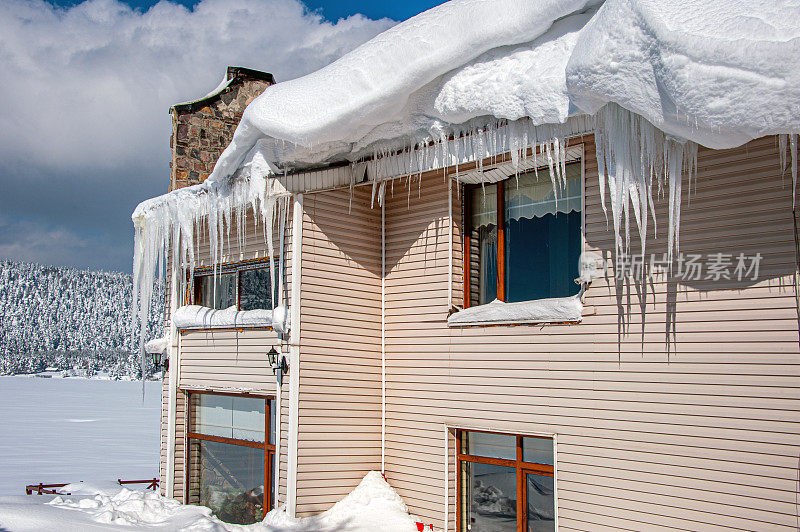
xmin=25 ymin=483 xmax=70 ymax=496
xmin=416 ymin=522 xmax=425 ymax=531
xmin=117 ymin=478 xmax=160 ymax=491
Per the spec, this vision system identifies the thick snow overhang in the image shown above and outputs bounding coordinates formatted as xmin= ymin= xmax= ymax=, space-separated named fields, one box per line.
xmin=131 ymin=0 xmax=800 ymax=362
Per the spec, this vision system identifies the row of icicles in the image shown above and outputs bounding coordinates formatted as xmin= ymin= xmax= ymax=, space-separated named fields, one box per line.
xmin=131 ymin=104 xmax=799 ymax=384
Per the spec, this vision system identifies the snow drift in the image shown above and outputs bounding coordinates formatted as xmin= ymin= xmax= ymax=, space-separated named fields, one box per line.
xmin=3 ymin=471 xmax=417 ymax=531
xmin=131 ymin=0 xmax=800 ymax=355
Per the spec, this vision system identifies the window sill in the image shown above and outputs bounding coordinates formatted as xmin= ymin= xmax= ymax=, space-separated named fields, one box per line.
xmin=447 ymin=296 xmax=583 ymax=328
xmin=144 ymin=336 xmax=169 ymax=354
xmin=173 ymin=305 xmax=273 ymax=331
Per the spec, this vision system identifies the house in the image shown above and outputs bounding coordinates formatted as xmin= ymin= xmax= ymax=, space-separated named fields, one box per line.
xmin=134 ymin=1 xmax=800 ymax=530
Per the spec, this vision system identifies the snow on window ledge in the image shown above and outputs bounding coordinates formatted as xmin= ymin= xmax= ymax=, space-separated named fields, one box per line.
xmin=447 ymin=296 xmax=583 ymax=327
xmin=144 ymin=336 xmax=168 ymax=354
xmin=173 ymin=305 xmax=272 ymax=330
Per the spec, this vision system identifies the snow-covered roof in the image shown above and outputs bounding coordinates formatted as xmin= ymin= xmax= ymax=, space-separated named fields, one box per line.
xmin=203 ymin=0 xmax=799 ymax=179
xmin=130 ymin=0 xmax=800 ymax=359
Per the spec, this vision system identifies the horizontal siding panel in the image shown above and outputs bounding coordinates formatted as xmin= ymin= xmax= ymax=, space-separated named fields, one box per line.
xmin=382 ymin=135 xmax=800 ymax=531
xmin=295 ymin=187 xmax=382 ymax=514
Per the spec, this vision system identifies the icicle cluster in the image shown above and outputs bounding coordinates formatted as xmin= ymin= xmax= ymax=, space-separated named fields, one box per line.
xmin=131 ymin=106 xmax=798 ymax=379
xmin=594 ymin=103 xmax=698 ymax=267
xmin=361 ymin=115 xmax=594 ymax=208
xmin=778 ymin=134 xmax=798 ymax=208
xmin=131 ymin=168 xmax=289 ymax=376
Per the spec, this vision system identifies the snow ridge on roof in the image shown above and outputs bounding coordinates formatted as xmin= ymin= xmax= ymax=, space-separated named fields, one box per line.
xmin=204 ymin=0 xmax=799 ymax=179
xmin=130 ymin=0 xmax=800 ymax=371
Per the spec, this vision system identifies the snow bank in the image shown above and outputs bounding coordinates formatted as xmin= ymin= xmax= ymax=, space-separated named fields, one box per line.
xmin=262 ymin=471 xmax=418 ymax=532
xmin=448 ymin=296 xmax=583 ymax=327
xmin=173 ymin=305 xmax=272 ymax=329
xmin=49 ymin=488 xmax=219 ymax=528
xmin=209 ymin=0 xmax=600 ymax=173
xmin=2 ymin=471 xmax=417 ymax=531
xmin=566 ymin=0 xmax=800 ymax=149
xmin=208 ymin=0 xmax=798 ymax=175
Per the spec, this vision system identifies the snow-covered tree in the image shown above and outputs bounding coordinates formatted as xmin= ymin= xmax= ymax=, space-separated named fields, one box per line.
xmin=0 ymin=260 xmax=164 ymax=378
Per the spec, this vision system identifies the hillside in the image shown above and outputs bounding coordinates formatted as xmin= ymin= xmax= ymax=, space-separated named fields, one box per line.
xmin=0 ymin=260 xmax=164 ymax=378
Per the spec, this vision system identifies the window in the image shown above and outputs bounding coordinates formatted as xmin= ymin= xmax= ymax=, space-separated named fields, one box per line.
xmin=465 ymin=161 xmax=582 ymax=307
xmin=457 ymin=430 xmax=554 ymax=532
xmin=192 ymin=259 xmax=277 ymax=310
xmin=185 ymin=392 xmax=276 ymax=525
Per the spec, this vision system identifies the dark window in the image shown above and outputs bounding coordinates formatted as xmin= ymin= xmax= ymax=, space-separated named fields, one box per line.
xmin=192 ymin=259 xmax=277 ymax=310
xmin=186 ymin=392 xmax=275 ymax=525
xmin=465 ymin=161 xmax=582 ymax=307
xmin=457 ymin=430 xmax=554 ymax=532
xmin=239 ymin=268 xmax=271 ymax=311
xmin=194 ymin=272 xmax=237 ymax=309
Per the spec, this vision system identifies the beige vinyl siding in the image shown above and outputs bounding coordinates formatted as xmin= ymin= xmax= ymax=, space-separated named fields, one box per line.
xmin=178 ymin=328 xmax=280 ymax=392
xmin=159 ymin=374 xmax=169 ymax=496
xmin=383 ymin=135 xmax=800 ymax=531
xmin=159 ymin=257 xmax=172 ymax=497
xmin=160 ymin=207 xmax=291 ymax=502
xmin=173 ymin=390 xmax=187 ymax=501
xmin=295 ymin=186 xmax=382 ymax=516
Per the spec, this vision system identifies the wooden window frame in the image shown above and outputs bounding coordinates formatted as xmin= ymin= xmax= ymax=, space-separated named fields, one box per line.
xmin=456 ymin=428 xmax=555 ymax=532
xmin=462 ymin=157 xmax=585 ymax=309
xmin=189 ymin=257 xmax=279 ymax=310
xmin=183 ymin=389 xmax=275 ymax=521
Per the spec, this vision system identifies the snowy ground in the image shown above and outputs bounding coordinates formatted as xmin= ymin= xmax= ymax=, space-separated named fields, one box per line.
xmin=0 ymin=376 xmax=161 ymax=496
xmin=0 ymin=376 xmax=420 ymax=531
xmin=0 ymin=472 xmax=420 ymax=531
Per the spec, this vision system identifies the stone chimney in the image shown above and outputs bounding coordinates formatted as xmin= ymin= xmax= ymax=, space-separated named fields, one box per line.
xmin=169 ymin=66 xmax=275 ymax=191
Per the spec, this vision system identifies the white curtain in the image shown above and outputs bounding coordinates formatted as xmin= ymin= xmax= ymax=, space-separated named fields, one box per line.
xmin=505 ymin=162 xmax=581 ymax=221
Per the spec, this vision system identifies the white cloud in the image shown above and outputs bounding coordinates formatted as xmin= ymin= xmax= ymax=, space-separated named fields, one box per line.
xmin=0 ymin=0 xmax=394 ymax=173
xmin=0 ymin=0 xmax=393 ymax=271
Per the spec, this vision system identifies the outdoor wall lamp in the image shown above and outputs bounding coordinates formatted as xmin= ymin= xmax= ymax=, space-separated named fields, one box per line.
xmin=268 ymin=346 xmax=288 ymax=385
xmin=150 ymin=352 xmax=168 ymax=372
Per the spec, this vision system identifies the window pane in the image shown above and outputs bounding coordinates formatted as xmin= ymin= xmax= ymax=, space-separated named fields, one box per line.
xmin=522 ymin=437 xmax=553 ymax=465
xmin=525 ymin=474 xmax=555 ymax=532
xmin=504 ymin=161 xmax=581 ymax=302
xmin=268 ymin=399 xmax=276 ymax=446
xmin=195 ymin=272 xmax=237 ymax=309
xmin=194 ymin=394 xmax=265 ymax=443
xmin=469 ymin=184 xmax=498 ymax=306
xmin=470 ymin=184 xmax=497 ymax=229
xmin=463 ymin=431 xmax=516 ymax=460
xmin=462 ymin=461 xmax=517 ymax=532
xmin=239 ymin=267 xmax=273 ymax=311
xmin=189 ymin=439 xmax=264 ymax=525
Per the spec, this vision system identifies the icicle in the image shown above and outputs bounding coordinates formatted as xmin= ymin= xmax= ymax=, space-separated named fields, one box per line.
xmin=277 ymin=196 xmax=287 ymax=307
xmin=131 ymin=165 xmax=289 ymax=382
xmin=594 ymin=102 xmax=698 ymax=267
xmin=791 ymin=134 xmax=798 ymax=208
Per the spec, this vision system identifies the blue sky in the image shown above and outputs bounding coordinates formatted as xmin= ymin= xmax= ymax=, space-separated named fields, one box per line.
xmin=48 ymin=0 xmax=445 ymax=23
xmin=0 ymin=0 xmax=446 ymax=272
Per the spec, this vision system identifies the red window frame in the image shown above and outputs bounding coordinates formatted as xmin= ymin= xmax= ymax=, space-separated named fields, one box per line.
xmin=183 ymin=389 xmax=275 ymax=520
xmin=190 ymin=257 xmax=278 ymax=310
xmin=462 ymin=158 xmax=583 ymax=309
xmin=456 ymin=428 xmax=555 ymax=532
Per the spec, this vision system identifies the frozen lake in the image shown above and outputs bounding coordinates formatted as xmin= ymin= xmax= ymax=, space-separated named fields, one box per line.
xmin=0 ymin=376 xmax=161 ymax=496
